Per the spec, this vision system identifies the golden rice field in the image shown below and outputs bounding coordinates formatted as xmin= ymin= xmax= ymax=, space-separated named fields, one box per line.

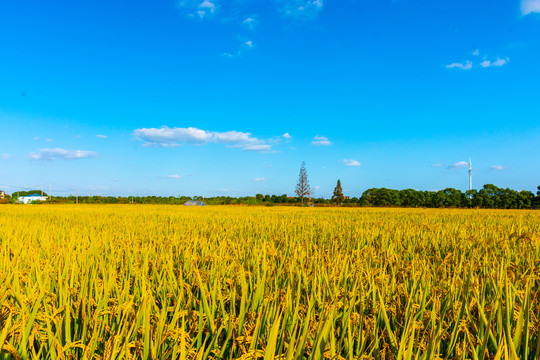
xmin=1 ymin=205 xmax=539 ymax=360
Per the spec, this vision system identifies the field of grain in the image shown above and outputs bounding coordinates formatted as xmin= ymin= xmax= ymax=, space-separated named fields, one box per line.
xmin=0 ymin=205 xmax=539 ymax=359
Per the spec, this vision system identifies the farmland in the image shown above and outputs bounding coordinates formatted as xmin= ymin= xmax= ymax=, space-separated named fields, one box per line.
xmin=0 ymin=205 xmax=539 ymax=359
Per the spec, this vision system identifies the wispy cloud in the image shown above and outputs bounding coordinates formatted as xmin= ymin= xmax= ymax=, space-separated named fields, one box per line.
xmin=243 ymin=17 xmax=256 ymax=30
xmin=447 ymin=51 xmax=509 ymax=71
xmin=253 ymin=177 xmax=267 ymax=182
xmin=490 ymin=165 xmax=507 ymax=171
xmin=133 ymin=126 xmax=274 ymax=152
xmin=522 ymin=0 xmax=540 ymax=15
xmin=269 ymin=132 xmax=293 ymax=144
xmin=279 ymin=0 xmax=324 ymax=20
xmin=311 ymin=135 xmax=331 ymax=146
xmin=1 ymin=154 xmax=12 ymax=160
xmin=45 ymin=138 xmax=53 ymax=142
xmin=29 ymin=148 xmax=98 ymax=161
xmin=223 ymin=40 xmax=255 ymax=58
xmin=480 ymin=57 xmax=509 ymax=68
xmin=96 ymin=134 xmax=108 ymax=139
xmin=431 ymin=163 xmax=444 ymax=167
xmin=446 ymin=60 xmax=473 ymax=70
xmin=167 ymin=174 xmax=181 ymax=179
xmin=342 ymin=159 xmax=361 ymax=167
xmin=448 ymin=161 xmax=468 ymax=169
xmin=242 ymin=144 xmax=272 ymax=152
xmin=177 ymin=0 xmax=217 ymax=19
xmin=179 ymin=0 xmax=323 ymax=22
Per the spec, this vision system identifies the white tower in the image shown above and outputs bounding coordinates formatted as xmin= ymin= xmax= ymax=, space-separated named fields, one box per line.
xmin=468 ymin=158 xmax=472 ymax=191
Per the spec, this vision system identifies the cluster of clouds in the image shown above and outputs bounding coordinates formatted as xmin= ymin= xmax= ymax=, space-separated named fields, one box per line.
xmin=446 ymin=50 xmax=509 ymax=70
xmin=279 ymin=0 xmax=323 ymax=19
xmin=433 ymin=161 xmax=507 ymax=171
xmin=132 ymin=126 xmax=292 ymax=153
xmin=177 ymin=0 xmax=323 ymax=20
xmin=177 ymin=0 xmax=324 ymax=57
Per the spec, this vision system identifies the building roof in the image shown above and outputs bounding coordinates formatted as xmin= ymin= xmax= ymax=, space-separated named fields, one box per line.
xmin=184 ymin=200 xmax=207 ymax=206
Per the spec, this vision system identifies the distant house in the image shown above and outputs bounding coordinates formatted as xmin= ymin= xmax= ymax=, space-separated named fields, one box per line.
xmin=184 ymin=200 xmax=207 ymax=206
xmin=0 ymin=190 xmax=5 ymax=199
xmin=17 ymin=194 xmax=48 ymax=204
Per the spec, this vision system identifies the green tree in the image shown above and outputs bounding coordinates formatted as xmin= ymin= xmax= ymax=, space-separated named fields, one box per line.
xmin=295 ymin=161 xmax=311 ymax=206
xmin=332 ymin=179 xmax=345 ymax=205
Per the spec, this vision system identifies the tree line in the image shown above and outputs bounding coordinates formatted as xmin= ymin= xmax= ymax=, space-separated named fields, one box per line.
xmin=2 ymin=162 xmax=539 ymax=209
xmin=3 ymin=184 xmax=537 ymax=209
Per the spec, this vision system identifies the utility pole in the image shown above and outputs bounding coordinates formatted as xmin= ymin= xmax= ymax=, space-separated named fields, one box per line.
xmin=49 ymin=183 xmax=51 ymax=201
xmin=76 ymin=190 xmax=78 ymax=204
xmin=469 ymin=158 xmax=472 ymax=191
xmin=41 ymin=185 xmax=43 ymax=196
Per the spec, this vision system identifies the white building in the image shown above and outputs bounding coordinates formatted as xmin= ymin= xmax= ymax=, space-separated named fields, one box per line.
xmin=17 ymin=194 xmax=48 ymax=204
xmin=0 ymin=190 xmax=5 ymax=199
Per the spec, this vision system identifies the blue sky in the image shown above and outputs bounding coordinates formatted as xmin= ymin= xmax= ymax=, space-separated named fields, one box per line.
xmin=0 ymin=0 xmax=539 ymax=197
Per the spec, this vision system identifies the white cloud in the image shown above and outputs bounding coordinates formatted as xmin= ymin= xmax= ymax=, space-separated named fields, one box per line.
xmin=167 ymin=174 xmax=182 ymax=179
xmin=446 ymin=60 xmax=473 ymax=70
xmin=253 ymin=177 xmax=267 ymax=182
xmin=177 ymin=0 xmax=217 ymax=19
xmin=224 ymin=39 xmax=255 ymax=58
xmin=490 ymin=165 xmax=507 ymax=171
xmin=280 ymin=0 xmax=324 ymax=19
xmin=522 ymin=0 xmax=540 ymax=15
xmin=133 ymin=126 xmax=213 ymax=147
xmin=311 ymin=136 xmax=331 ymax=146
xmin=472 ymin=49 xmax=480 ymax=56
xmin=133 ymin=126 xmax=273 ymax=152
xmin=243 ymin=144 xmax=272 ymax=152
xmin=29 ymin=148 xmax=98 ymax=161
xmin=342 ymin=159 xmax=361 ymax=167
xmin=431 ymin=163 xmax=444 ymax=167
xmin=1 ymin=154 xmax=11 ymax=160
xmin=269 ymin=132 xmax=293 ymax=144
xmin=45 ymin=138 xmax=53 ymax=142
xmin=243 ymin=17 xmax=256 ymax=30
xmin=199 ymin=0 xmax=215 ymax=11
xmin=480 ymin=57 xmax=509 ymax=68
xmin=448 ymin=161 xmax=468 ymax=169
xmin=33 ymin=136 xmax=39 ymax=140
xmin=96 ymin=134 xmax=108 ymax=139
xmin=212 ymin=130 xmax=255 ymax=144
